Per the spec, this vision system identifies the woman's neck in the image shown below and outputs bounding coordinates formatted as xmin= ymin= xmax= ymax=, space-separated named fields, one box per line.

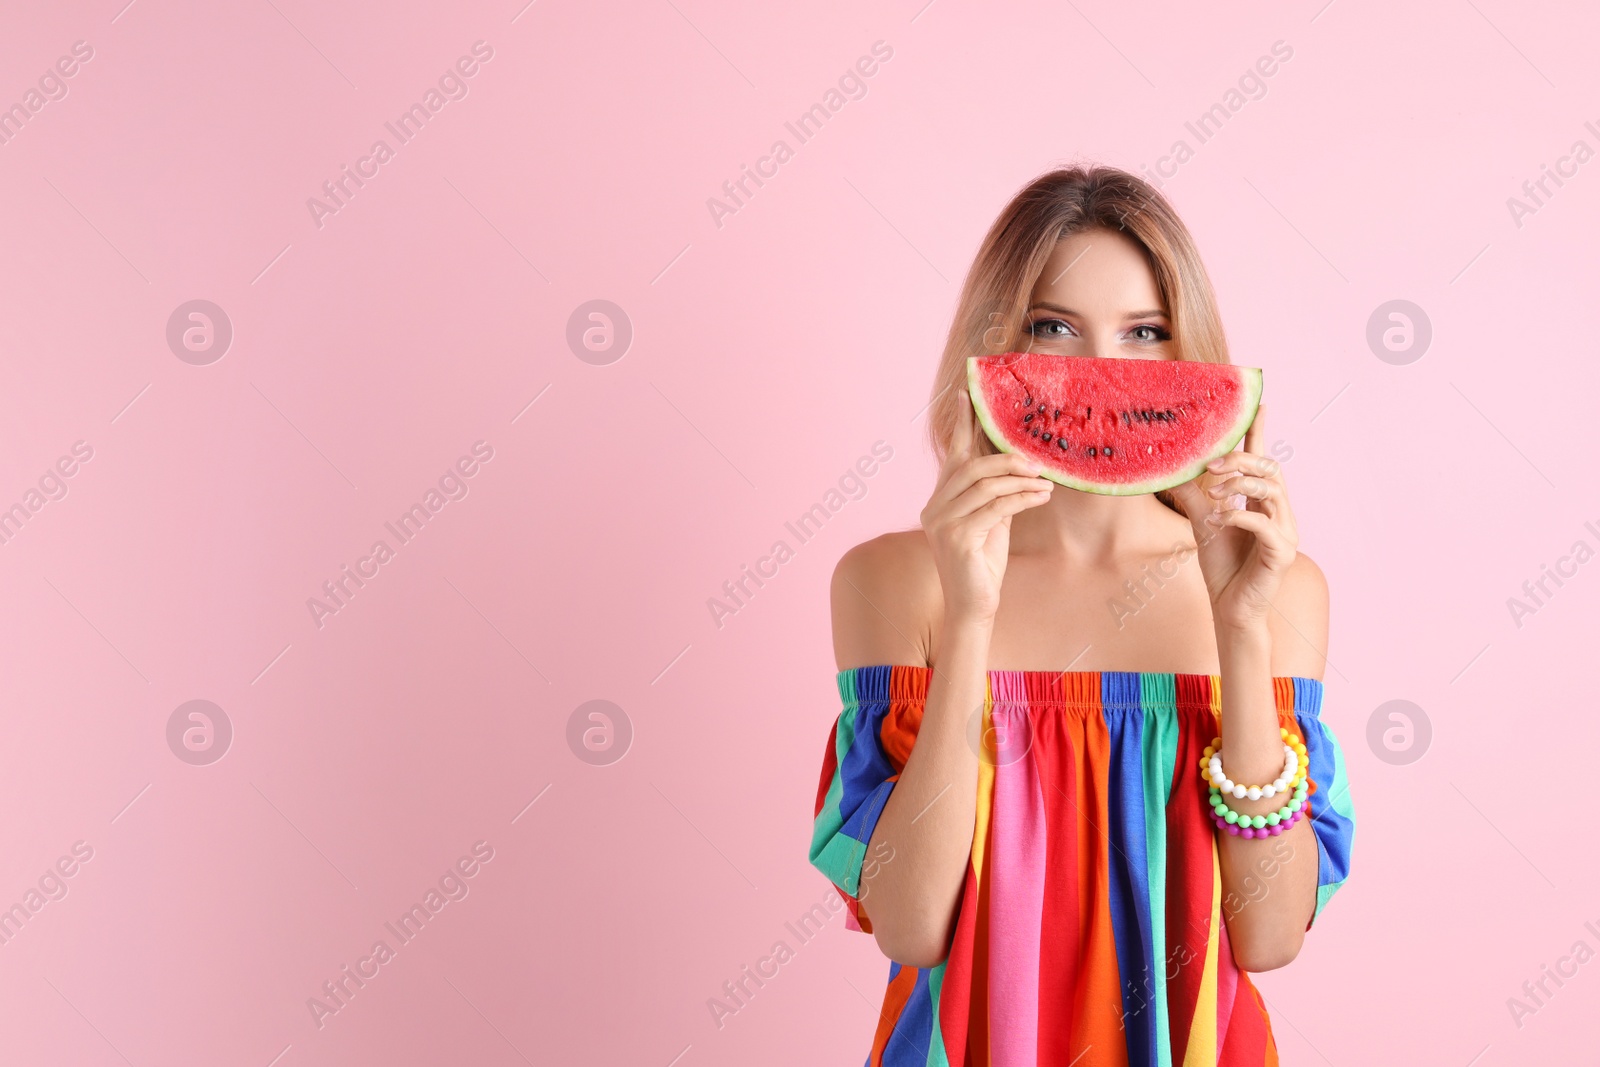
xmin=1005 ymin=488 xmax=1191 ymax=563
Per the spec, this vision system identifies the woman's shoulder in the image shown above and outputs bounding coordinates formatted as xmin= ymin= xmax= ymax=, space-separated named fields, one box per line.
xmin=835 ymin=527 xmax=934 ymax=573
xmin=1267 ymin=549 xmax=1330 ymax=678
xmin=1274 ymin=550 xmax=1328 ymax=616
xmin=832 ymin=529 xmax=940 ymax=604
xmin=829 ymin=529 xmax=941 ymax=669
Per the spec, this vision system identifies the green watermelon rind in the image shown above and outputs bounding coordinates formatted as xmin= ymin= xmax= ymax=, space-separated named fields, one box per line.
xmin=965 ymin=356 xmax=1264 ymax=496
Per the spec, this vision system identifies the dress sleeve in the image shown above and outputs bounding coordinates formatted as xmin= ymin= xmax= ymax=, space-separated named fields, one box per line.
xmin=808 ymin=665 xmax=926 ymax=934
xmin=1287 ymin=677 xmax=1356 ymax=931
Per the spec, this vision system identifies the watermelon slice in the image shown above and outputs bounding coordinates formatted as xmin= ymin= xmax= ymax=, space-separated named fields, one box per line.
xmin=966 ymin=352 xmax=1262 ymax=495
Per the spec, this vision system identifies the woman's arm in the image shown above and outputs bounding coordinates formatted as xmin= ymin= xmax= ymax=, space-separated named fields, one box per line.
xmin=1168 ymin=404 xmax=1334 ymax=972
xmin=1212 ymin=553 xmax=1329 ymax=971
xmin=832 ymin=403 xmax=1053 ymax=968
xmin=832 ymin=543 xmax=992 ymax=966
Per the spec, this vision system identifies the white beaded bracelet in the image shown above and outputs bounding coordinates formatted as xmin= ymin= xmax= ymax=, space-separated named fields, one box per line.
xmin=1206 ymin=742 xmax=1300 ymax=800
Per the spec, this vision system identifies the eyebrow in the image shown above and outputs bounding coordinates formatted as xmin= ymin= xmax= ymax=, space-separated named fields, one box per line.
xmin=1027 ymin=302 xmax=1169 ymax=319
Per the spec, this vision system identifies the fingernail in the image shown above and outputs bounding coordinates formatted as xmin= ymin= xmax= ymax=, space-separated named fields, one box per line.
xmin=1206 ymin=458 xmax=1223 ymax=471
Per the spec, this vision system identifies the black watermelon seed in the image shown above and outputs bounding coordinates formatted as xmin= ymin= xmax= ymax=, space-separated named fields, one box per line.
xmin=1053 ymin=408 xmax=1061 ymax=419
xmin=1122 ymin=411 xmax=1129 ymax=427
xmin=1085 ymin=446 xmax=1096 ymax=457
xmin=1086 ymin=407 xmax=1092 ymax=418
xmin=1103 ymin=446 xmax=1113 ymax=456
xmin=1058 ymin=438 xmax=1070 ymax=449
xmin=1023 ymin=413 xmax=1034 ymax=423
xmin=1041 ymin=432 xmax=1052 ymax=442
xmin=1024 ymin=394 xmax=1032 ymax=407
xmin=1038 ymin=403 xmax=1047 ymax=413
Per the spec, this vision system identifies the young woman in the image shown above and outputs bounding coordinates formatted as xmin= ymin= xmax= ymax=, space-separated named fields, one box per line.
xmin=808 ymin=166 xmax=1356 ymax=1066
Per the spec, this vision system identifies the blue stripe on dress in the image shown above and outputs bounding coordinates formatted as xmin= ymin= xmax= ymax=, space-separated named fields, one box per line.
xmin=1104 ymin=671 xmax=1158 ymax=1067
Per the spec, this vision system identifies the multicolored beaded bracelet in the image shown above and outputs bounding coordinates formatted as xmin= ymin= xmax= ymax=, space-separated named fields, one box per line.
xmin=1209 ymin=782 xmax=1307 ymax=829
xmin=1203 ymin=732 xmax=1305 ymax=798
xmin=1212 ymin=749 xmax=1305 ymax=801
xmin=1202 ymin=726 xmax=1318 ymax=837
xmin=1210 ymin=801 xmax=1307 ymax=837
xmin=1200 ymin=728 xmax=1309 ymax=801
xmin=1214 ymin=750 xmax=1299 ymax=800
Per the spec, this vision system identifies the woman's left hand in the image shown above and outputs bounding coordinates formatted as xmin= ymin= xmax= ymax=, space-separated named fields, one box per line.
xmin=1167 ymin=404 xmax=1298 ymax=631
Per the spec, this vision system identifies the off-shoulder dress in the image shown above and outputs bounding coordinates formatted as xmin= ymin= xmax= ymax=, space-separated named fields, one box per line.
xmin=809 ymin=665 xmax=1356 ymax=1067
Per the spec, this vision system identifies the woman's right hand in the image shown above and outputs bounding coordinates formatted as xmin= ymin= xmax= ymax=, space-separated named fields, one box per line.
xmin=919 ymin=392 xmax=1056 ymax=622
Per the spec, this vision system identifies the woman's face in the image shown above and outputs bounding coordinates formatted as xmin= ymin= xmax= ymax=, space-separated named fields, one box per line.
xmin=1021 ymin=226 xmax=1178 ymax=361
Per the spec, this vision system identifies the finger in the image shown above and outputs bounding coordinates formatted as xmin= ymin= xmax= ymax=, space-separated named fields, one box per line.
xmin=953 ymin=395 xmax=979 ymax=454
xmin=1205 ymin=473 xmax=1281 ymax=517
xmin=948 ymin=474 xmax=1056 ymax=519
xmin=955 ymin=486 xmax=1054 ymax=529
xmin=971 ymin=404 xmax=991 ymax=461
xmin=1167 ymin=469 xmax=1224 ymax=519
xmin=946 ymin=390 xmax=974 ymax=467
xmin=1213 ymin=506 xmax=1296 ymax=567
xmin=1188 ymin=501 xmax=1235 ymax=547
xmin=1243 ymin=402 xmax=1265 ymax=459
xmin=931 ymin=452 xmax=1044 ymax=508
xmin=1206 ymin=451 xmax=1282 ymax=482
xmin=936 ymin=394 xmax=985 ymax=493
xmin=1206 ymin=473 xmax=1277 ymax=501
xmin=1167 ymin=481 xmax=1226 ymax=546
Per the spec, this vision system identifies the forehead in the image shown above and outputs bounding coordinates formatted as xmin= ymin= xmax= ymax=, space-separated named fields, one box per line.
xmin=1029 ymin=227 xmax=1165 ymax=311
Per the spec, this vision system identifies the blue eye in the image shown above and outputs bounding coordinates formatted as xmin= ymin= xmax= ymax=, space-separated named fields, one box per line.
xmin=1131 ymin=324 xmax=1172 ymax=343
xmin=1027 ymin=318 xmax=1072 ymax=337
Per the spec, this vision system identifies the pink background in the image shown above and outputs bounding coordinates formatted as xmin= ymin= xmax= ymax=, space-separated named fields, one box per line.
xmin=1 ymin=0 xmax=1597 ymax=1063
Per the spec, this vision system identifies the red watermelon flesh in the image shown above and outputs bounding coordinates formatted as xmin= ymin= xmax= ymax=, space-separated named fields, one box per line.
xmin=966 ymin=352 xmax=1263 ymax=495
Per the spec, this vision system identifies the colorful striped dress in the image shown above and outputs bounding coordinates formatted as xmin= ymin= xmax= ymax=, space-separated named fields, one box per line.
xmin=809 ymin=665 xmax=1356 ymax=1067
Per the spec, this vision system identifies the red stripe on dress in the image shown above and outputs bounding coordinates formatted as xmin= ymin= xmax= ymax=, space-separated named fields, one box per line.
xmin=968 ymin=803 xmax=995 ymax=1064
xmin=1033 ymin=679 xmax=1082 ymax=1064
xmin=1219 ymin=973 xmax=1274 ymax=1065
xmin=1164 ymin=674 xmax=1218 ymax=1061
xmin=938 ymin=861 xmax=979 ymax=1062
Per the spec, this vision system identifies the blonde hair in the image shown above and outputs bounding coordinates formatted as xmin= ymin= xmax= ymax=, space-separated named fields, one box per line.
xmin=926 ymin=164 xmax=1231 ymax=514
